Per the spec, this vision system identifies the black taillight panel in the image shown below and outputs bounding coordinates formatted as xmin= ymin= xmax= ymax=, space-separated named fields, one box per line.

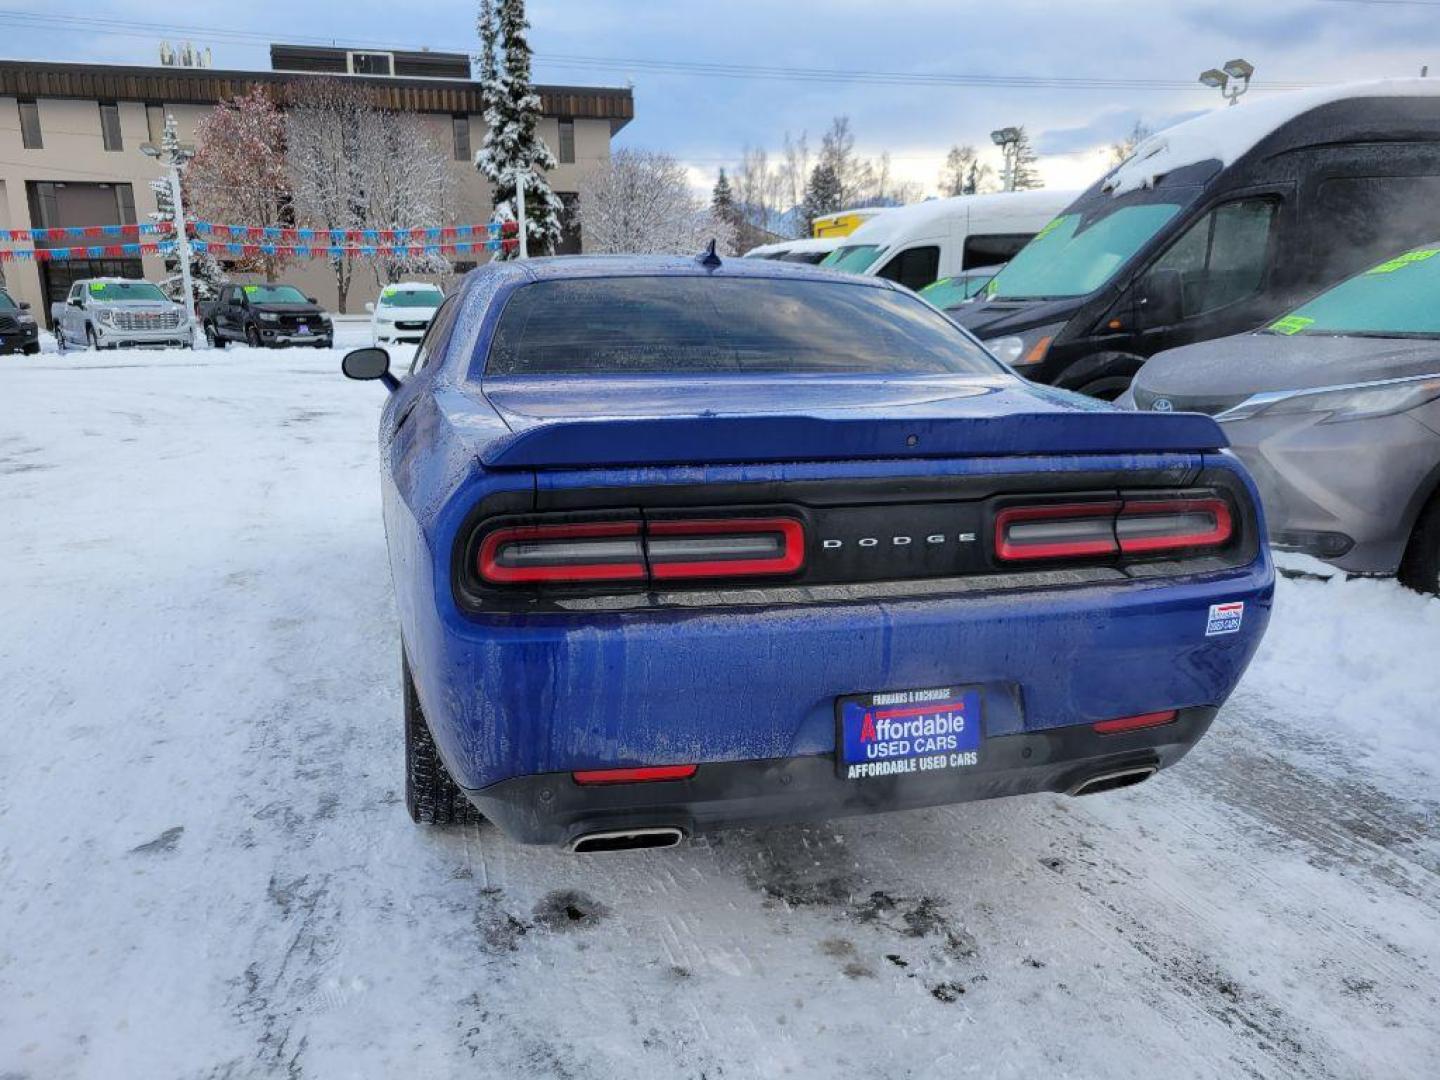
xmin=452 ymin=470 xmax=1261 ymax=613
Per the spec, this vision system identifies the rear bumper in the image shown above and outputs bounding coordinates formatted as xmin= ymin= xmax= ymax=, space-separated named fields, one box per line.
xmin=410 ymin=560 xmax=1272 ymax=793
xmin=1223 ymin=411 xmax=1440 ymax=574
xmin=469 ymin=707 xmax=1216 ymax=846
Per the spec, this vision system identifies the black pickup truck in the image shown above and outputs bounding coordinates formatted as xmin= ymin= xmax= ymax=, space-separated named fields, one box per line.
xmin=0 ymin=286 xmax=40 ymax=355
xmin=200 ymin=283 xmax=333 ymax=349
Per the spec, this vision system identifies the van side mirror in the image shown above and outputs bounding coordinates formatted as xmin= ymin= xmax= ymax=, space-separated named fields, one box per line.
xmin=1137 ymin=268 xmax=1184 ymax=326
xmin=365 ymin=302 xmax=375 ymax=313
xmin=342 ymin=347 xmax=399 ymax=392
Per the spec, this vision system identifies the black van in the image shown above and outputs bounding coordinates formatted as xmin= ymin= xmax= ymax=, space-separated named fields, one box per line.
xmin=951 ymin=82 xmax=1440 ymax=399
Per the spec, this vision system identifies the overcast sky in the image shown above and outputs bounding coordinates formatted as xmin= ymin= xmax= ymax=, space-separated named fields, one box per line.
xmin=6 ymin=0 xmax=1437 ymax=197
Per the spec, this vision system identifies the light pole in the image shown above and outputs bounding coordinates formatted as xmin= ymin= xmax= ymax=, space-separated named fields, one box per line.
xmin=990 ymin=127 xmax=1022 ymax=192
xmin=1199 ymin=58 xmax=1254 ymax=106
xmin=140 ymin=130 xmax=197 ymax=341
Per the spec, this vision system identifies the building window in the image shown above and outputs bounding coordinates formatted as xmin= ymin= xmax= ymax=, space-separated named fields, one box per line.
xmin=19 ymin=99 xmax=42 ymax=149
xmin=558 ymin=119 xmax=575 ymax=164
xmin=115 ymin=185 xmax=137 ymax=226
xmin=348 ymin=51 xmax=393 ymax=76
xmin=100 ymin=102 xmax=123 ymax=152
xmin=452 ymin=115 xmax=471 ymax=162
xmin=145 ymin=104 xmax=166 ymax=146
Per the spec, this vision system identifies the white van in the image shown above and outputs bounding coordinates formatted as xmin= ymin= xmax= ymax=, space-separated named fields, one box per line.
xmin=742 ymin=237 xmax=843 ymax=264
xmin=820 ymin=190 xmax=1077 ymax=291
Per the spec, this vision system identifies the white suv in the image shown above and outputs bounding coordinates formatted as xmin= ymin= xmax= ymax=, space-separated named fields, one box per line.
xmin=367 ymin=283 xmax=445 ymax=347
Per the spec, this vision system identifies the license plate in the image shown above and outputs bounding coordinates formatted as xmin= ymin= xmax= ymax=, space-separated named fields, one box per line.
xmin=837 ymin=687 xmax=981 ymax=780
xmin=296 ymin=324 xmax=309 ymax=334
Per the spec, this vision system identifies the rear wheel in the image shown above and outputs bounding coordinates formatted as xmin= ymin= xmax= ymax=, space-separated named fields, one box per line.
xmin=404 ymin=651 xmax=483 ymax=826
xmin=1398 ymin=490 xmax=1440 ymax=596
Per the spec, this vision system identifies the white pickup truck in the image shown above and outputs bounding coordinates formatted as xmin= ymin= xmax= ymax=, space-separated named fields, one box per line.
xmin=52 ymin=278 xmax=191 ymax=350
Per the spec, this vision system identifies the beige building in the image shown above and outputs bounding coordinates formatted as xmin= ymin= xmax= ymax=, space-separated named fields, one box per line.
xmin=0 ymin=45 xmax=633 ymax=322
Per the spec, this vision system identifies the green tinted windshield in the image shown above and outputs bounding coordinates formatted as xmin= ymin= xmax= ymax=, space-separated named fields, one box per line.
xmin=380 ymin=288 xmax=444 ymax=308
xmin=984 ymin=204 xmax=1182 ymax=300
xmin=1266 ymin=247 xmax=1440 ymax=337
xmin=244 ymin=284 xmax=308 ymax=304
xmin=87 ymin=281 xmax=167 ymax=302
xmin=920 ymin=273 xmax=993 ymax=310
xmin=821 ymin=244 xmax=886 ymax=274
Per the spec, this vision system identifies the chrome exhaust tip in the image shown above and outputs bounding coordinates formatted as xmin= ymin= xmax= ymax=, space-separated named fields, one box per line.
xmin=566 ymin=827 xmax=685 ymax=854
xmin=1069 ymin=765 xmax=1158 ymax=797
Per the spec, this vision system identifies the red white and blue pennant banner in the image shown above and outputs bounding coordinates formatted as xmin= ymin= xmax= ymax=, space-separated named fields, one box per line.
xmin=0 ymin=223 xmax=174 ymax=244
xmin=0 ymin=241 xmax=176 ymax=262
xmin=189 ymin=221 xmax=514 ymax=245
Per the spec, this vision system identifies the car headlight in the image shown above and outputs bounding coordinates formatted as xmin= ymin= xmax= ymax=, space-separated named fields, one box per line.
xmin=984 ymin=322 xmax=1064 ymax=367
xmin=18 ymin=314 xmax=35 ymax=326
xmin=1217 ymin=374 xmax=1440 ymax=424
xmin=258 ymin=312 xmax=280 ymax=323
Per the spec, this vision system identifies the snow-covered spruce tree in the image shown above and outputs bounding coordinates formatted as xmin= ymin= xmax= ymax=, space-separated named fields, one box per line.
xmin=710 ymin=168 xmax=742 ymax=253
xmin=1009 ymin=126 xmax=1043 ymax=190
xmin=476 ymin=0 xmax=563 ymax=257
xmin=579 ymin=149 xmax=735 ymax=256
xmin=148 ymin=113 xmax=225 ymax=305
xmin=187 ymin=85 xmax=292 ymax=281
xmin=800 ymin=161 xmax=842 ymax=237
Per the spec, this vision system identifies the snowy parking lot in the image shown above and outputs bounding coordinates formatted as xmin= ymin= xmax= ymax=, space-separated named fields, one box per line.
xmin=2 ymin=337 xmax=1438 ymax=1080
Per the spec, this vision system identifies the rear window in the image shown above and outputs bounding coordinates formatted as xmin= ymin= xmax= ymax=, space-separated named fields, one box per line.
xmin=482 ymin=276 xmax=1002 ymax=377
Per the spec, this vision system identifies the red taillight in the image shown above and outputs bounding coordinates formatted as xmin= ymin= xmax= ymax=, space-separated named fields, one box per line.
xmin=572 ymin=764 xmax=698 ymax=785
xmin=994 ymin=501 xmax=1121 ymax=561
xmin=994 ymin=495 xmax=1233 ymax=563
xmin=647 ymin=517 xmax=806 ymax=580
xmin=478 ymin=521 xmax=645 ymax=584
xmin=1116 ymin=498 xmax=1232 ymax=554
xmin=1093 ymin=709 xmax=1178 ymax=735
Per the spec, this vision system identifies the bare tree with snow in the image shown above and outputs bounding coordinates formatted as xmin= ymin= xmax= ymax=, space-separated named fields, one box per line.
xmin=579 ymin=148 xmax=735 ymax=256
xmin=285 ymin=80 xmax=370 ymax=312
xmin=363 ymin=111 xmax=455 ymax=285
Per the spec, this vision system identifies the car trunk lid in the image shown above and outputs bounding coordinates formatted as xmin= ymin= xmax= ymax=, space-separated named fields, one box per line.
xmin=476 ymin=373 xmax=1227 ymax=469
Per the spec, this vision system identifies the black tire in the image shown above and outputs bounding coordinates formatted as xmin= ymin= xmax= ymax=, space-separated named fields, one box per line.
xmin=245 ymin=324 xmax=262 ymax=348
xmin=205 ymin=322 xmax=225 ymax=349
xmin=404 ymin=651 xmax=483 ymax=826
xmin=1398 ymin=490 xmax=1440 ymax=597
xmin=1075 ymin=375 xmax=1134 ymax=401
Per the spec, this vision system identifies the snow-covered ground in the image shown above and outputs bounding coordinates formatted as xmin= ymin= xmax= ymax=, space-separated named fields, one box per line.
xmin=2 ymin=342 xmax=1437 ymax=1080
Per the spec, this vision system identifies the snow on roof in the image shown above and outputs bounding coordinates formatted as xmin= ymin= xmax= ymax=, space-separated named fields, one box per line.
xmin=781 ymin=237 xmax=842 ymax=254
xmin=838 ymin=189 xmax=1078 ymax=246
xmin=1105 ymin=78 xmax=1440 ymax=197
xmin=385 ymin=281 xmax=445 ymax=290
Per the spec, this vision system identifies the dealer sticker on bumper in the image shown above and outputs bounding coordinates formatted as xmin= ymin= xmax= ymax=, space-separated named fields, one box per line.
xmin=837 ymin=687 xmax=981 ymax=780
xmin=1206 ymin=601 xmax=1245 ymax=636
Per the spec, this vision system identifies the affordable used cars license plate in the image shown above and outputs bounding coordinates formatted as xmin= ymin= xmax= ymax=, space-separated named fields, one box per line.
xmin=837 ymin=687 xmax=981 ymax=780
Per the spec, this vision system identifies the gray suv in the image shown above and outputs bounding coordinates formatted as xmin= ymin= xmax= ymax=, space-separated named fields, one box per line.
xmin=52 ymin=278 xmax=191 ymax=350
xmin=1123 ymin=243 xmax=1440 ymax=594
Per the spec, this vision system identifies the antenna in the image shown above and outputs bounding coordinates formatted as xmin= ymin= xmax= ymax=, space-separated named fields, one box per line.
xmin=696 ymin=238 xmax=722 ymax=269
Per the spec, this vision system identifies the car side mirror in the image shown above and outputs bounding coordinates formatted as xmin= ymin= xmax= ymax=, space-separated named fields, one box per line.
xmin=69 ymin=297 xmax=83 ymax=308
xmin=18 ymin=301 xmax=30 ymax=311
xmin=1137 ymin=268 xmax=1184 ymax=327
xmin=364 ymin=302 xmax=375 ymax=313
xmin=307 ymin=297 xmax=319 ymax=305
xmin=342 ymin=347 xmax=399 ymax=392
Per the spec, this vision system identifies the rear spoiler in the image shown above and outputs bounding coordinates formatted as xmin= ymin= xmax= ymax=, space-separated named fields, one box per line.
xmin=480 ymin=411 xmax=1229 ymax=469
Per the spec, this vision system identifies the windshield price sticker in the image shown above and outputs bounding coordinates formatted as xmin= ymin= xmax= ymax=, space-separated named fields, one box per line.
xmin=243 ymin=285 xmax=259 ymax=295
xmin=1366 ymin=249 xmax=1438 ymax=275
xmin=838 ymin=687 xmax=982 ymax=780
xmin=89 ymin=282 xmax=105 ymax=294
xmin=1269 ymin=315 xmax=1315 ymax=336
xmin=382 ymin=286 xmax=397 ymax=298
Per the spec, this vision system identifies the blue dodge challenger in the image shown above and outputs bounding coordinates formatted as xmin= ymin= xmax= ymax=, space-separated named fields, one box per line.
xmin=342 ymin=252 xmax=1273 ymax=851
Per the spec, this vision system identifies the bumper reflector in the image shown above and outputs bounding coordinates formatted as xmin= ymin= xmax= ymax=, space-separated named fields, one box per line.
xmin=1092 ymin=710 xmax=1178 ymax=735
xmin=572 ymin=764 xmax=699 ymax=786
